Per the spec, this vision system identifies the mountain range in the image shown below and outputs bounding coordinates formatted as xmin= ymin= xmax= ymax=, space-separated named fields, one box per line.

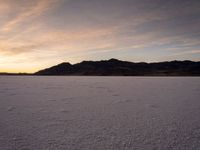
xmin=34 ymin=59 xmax=200 ymax=76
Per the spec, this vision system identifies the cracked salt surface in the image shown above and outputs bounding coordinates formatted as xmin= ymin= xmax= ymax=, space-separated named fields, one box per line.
xmin=0 ymin=76 xmax=200 ymax=150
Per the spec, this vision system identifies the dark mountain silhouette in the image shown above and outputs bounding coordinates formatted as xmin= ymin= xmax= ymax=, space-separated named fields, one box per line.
xmin=34 ymin=59 xmax=200 ymax=76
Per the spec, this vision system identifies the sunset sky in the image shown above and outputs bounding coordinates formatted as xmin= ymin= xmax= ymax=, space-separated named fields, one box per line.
xmin=0 ymin=0 xmax=200 ymax=73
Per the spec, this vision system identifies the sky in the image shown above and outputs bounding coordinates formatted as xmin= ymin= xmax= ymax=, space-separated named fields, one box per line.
xmin=0 ymin=0 xmax=200 ymax=73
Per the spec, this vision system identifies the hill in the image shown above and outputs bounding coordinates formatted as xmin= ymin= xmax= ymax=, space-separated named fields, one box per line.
xmin=34 ymin=59 xmax=200 ymax=76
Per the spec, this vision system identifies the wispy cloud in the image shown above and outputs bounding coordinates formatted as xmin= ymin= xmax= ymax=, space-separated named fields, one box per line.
xmin=169 ymin=50 xmax=200 ymax=56
xmin=1 ymin=0 xmax=61 ymax=31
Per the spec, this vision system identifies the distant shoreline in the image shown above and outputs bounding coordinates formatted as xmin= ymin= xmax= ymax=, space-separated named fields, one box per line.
xmin=1 ymin=74 xmax=200 ymax=77
xmin=0 ymin=73 xmax=32 ymax=76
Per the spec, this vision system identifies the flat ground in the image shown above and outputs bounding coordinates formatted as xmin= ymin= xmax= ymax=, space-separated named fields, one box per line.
xmin=0 ymin=76 xmax=200 ymax=150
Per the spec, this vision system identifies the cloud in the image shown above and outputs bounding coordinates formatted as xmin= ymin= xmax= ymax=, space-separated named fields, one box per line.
xmin=0 ymin=43 xmax=41 ymax=55
xmin=169 ymin=50 xmax=200 ymax=56
xmin=0 ymin=1 xmax=10 ymax=14
xmin=1 ymin=0 xmax=61 ymax=32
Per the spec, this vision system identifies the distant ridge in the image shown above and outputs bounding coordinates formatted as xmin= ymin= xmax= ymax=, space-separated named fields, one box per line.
xmin=34 ymin=59 xmax=200 ymax=76
xmin=0 ymin=73 xmax=31 ymax=76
